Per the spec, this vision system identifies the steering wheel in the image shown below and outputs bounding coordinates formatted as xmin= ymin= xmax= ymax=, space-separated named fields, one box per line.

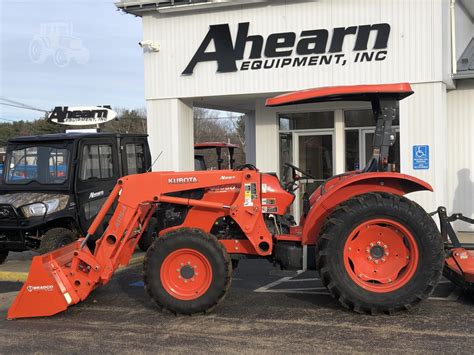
xmin=284 ymin=163 xmax=317 ymax=180
xmin=234 ymin=164 xmax=258 ymax=171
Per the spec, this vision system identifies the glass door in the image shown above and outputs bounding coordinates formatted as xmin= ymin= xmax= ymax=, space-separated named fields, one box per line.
xmin=294 ymin=132 xmax=334 ymax=218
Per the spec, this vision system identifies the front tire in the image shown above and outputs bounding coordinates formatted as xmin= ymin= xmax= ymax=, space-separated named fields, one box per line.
xmin=0 ymin=250 xmax=8 ymax=264
xmin=37 ymin=228 xmax=76 ymax=254
xmin=144 ymin=228 xmax=232 ymax=314
xmin=316 ymin=192 xmax=443 ymax=314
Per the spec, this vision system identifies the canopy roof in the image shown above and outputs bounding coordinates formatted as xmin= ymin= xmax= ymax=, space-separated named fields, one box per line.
xmin=266 ymin=83 xmax=414 ymax=107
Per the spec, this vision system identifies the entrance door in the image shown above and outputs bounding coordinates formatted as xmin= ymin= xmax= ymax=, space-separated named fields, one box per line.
xmin=294 ymin=132 xmax=334 ymax=218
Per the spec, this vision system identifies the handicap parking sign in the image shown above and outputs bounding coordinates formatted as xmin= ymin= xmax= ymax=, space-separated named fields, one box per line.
xmin=413 ymin=145 xmax=429 ymax=169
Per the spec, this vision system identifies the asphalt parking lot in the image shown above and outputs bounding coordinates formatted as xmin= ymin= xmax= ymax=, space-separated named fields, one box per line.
xmin=1 ymin=256 xmax=474 ymax=354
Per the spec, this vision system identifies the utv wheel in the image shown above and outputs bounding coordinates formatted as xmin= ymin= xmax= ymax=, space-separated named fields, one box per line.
xmin=316 ymin=192 xmax=444 ymax=314
xmin=37 ymin=228 xmax=76 ymax=254
xmin=138 ymin=217 xmax=158 ymax=252
xmin=0 ymin=250 xmax=8 ymax=264
xmin=144 ymin=228 xmax=232 ymax=315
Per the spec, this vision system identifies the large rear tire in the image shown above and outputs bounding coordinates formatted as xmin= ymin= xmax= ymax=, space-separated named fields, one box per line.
xmin=316 ymin=192 xmax=443 ymax=314
xmin=144 ymin=228 xmax=232 ymax=314
xmin=0 ymin=250 xmax=8 ymax=264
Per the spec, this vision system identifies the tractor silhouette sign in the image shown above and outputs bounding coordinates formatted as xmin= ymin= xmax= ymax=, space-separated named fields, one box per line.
xmin=29 ymin=23 xmax=90 ymax=67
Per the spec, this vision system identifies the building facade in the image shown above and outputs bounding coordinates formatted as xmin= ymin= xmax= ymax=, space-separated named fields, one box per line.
xmin=117 ymin=0 xmax=474 ymax=228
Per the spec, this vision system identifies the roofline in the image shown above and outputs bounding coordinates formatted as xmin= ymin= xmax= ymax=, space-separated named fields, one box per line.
xmin=115 ymin=0 xmax=268 ymax=16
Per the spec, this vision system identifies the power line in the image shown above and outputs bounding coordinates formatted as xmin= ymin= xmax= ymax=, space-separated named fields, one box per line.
xmin=0 ymin=97 xmax=48 ymax=113
xmin=0 ymin=102 xmax=48 ymax=113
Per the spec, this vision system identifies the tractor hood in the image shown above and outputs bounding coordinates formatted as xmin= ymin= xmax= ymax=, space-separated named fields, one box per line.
xmin=0 ymin=192 xmax=69 ymax=211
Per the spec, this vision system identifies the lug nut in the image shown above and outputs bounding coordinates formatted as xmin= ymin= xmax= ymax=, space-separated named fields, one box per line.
xmin=370 ymin=242 xmax=374 ymax=247
xmin=374 ymin=260 xmax=379 ymax=264
xmin=377 ymin=241 xmax=382 ymax=246
xmin=381 ymin=257 xmax=386 ymax=262
xmin=368 ymin=256 xmax=373 ymax=261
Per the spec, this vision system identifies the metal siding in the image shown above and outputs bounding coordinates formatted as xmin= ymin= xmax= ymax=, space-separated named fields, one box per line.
xmin=447 ymin=79 xmax=474 ymax=230
xmin=401 ymin=82 xmax=448 ymax=213
xmin=141 ymin=0 xmax=446 ymax=100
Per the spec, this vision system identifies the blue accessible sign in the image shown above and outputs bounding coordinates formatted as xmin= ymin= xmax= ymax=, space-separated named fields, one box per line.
xmin=413 ymin=145 xmax=429 ymax=169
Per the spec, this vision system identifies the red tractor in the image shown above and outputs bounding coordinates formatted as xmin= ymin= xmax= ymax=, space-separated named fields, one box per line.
xmin=8 ymin=83 xmax=473 ymax=319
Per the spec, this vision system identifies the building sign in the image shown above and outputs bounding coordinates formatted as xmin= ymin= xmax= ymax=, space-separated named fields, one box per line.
xmin=48 ymin=106 xmax=117 ymax=126
xmin=413 ymin=145 xmax=429 ymax=170
xmin=183 ymin=22 xmax=390 ymax=75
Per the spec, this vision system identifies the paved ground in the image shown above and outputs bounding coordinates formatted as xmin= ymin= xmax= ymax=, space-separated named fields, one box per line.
xmin=1 ymin=257 xmax=473 ymax=354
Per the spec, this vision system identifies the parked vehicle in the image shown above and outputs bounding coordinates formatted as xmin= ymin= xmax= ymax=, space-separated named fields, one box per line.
xmin=0 ymin=133 xmax=151 ymax=264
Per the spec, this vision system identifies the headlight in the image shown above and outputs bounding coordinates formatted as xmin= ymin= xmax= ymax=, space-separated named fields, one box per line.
xmin=22 ymin=199 xmax=60 ymax=217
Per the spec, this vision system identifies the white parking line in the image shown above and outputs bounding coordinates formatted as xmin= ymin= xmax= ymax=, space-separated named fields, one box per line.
xmin=255 ymin=274 xmax=463 ymax=301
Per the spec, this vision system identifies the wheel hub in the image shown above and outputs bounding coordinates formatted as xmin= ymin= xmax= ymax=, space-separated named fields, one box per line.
xmin=179 ymin=264 xmax=196 ymax=280
xmin=343 ymin=219 xmax=419 ymax=293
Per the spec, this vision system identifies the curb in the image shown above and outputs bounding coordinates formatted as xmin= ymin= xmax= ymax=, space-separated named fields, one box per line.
xmin=0 ymin=254 xmax=146 ymax=282
xmin=0 ymin=272 xmax=28 ymax=282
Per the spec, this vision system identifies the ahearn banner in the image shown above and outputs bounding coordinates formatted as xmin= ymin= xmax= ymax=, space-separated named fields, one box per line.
xmin=48 ymin=106 xmax=117 ymax=126
xmin=183 ymin=22 xmax=390 ymax=75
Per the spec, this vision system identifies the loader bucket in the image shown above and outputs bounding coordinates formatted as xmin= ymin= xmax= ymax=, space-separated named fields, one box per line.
xmin=7 ymin=241 xmax=84 ymax=319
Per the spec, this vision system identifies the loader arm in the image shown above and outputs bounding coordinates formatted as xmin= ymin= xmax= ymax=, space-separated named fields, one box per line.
xmin=8 ymin=170 xmax=271 ymax=319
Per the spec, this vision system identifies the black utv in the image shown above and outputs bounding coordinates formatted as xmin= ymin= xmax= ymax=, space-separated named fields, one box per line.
xmin=0 ymin=133 xmax=153 ymax=264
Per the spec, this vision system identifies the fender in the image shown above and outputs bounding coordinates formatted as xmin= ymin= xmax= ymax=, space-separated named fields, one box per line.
xmin=301 ymin=172 xmax=432 ymax=245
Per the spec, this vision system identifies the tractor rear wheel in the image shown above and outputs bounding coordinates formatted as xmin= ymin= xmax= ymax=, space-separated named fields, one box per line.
xmin=316 ymin=192 xmax=443 ymax=314
xmin=138 ymin=217 xmax=158 ymax=251
xmin=144 ymin=228 xmax=232 ymax=315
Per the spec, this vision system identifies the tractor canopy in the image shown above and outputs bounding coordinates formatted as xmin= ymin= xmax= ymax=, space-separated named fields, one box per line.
xmin=265 ymin=83 xmax=414 ymax=107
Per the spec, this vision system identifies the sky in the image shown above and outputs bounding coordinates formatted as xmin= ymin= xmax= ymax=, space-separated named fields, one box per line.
xmin=0 ymin=0 xmax=145 ymax=121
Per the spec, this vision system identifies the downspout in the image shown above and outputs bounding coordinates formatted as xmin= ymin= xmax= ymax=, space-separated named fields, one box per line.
xmin=451 ymin=0 xmax=457 ymax=75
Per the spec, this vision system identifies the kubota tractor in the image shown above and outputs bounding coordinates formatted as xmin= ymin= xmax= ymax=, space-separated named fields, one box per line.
xmin=8 ymin=83 xmax=472 ymax=319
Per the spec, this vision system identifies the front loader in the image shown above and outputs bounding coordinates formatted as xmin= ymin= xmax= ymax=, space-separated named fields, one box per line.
xmin=8 ymin=83 xmax=450 ymax=319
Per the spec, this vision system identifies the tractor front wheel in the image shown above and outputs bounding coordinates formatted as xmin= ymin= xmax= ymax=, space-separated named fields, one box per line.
xmin=316 ymin=192 xmax=443 ymax=314
xmin=144 ymin=228 xmax=232 ymax=314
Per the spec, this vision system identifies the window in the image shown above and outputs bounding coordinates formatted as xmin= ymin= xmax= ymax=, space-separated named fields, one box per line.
xmin=81 ymin=144 xmax=114 ymax=180
xmin=344 ymin=109 xmax=399 ymax=127
xmin=6 ymin=146 xmax=70 ymax=184
xmin=344 ymin=110 xmax=400 ymax=172
xmin=125 ymin=144 xmax=146 ymax=175
xmin=279 ymin=111 xmax=334 ymax=130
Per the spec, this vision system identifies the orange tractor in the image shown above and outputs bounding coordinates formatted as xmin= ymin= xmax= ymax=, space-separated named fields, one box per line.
xmin=7 ymin=83 xmax=474 ymax=319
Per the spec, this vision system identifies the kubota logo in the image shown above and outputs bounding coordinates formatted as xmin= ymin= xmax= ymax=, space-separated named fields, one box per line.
xmin=26 ymin=285 xmax=54 ymax=292
xmin=168 ymin=177 xmax=198 ymax=184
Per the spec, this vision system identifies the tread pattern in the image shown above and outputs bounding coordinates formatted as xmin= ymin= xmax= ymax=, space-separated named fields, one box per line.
xmin=143 ymin=228 xmax=232 ymax=315
xmin=37 ymin=227 xmax=76 ymax=254
xmin=316 ymin=192 xmax=444 ymax=315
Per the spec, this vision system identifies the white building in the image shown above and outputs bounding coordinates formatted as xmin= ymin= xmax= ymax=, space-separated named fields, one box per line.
xmin=116 ymin=0 xmax=474 ymax=228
